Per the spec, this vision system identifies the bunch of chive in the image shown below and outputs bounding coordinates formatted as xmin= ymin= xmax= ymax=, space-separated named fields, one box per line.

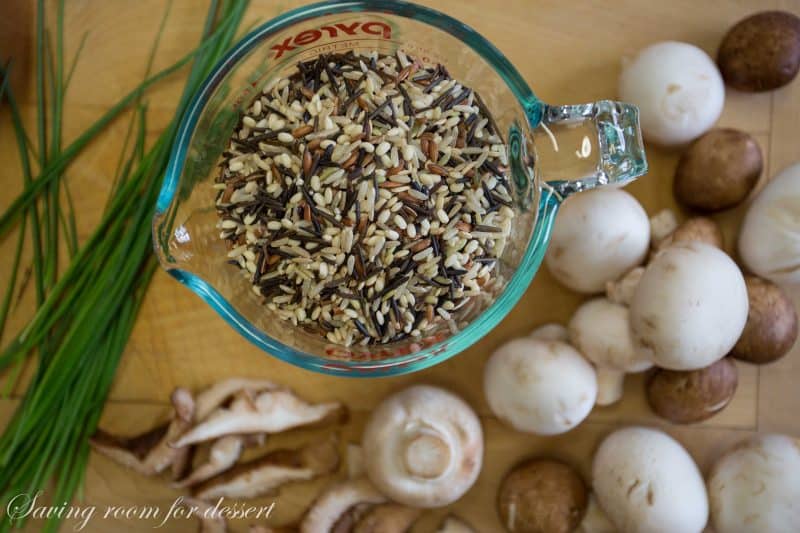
xmin=0 ymin=1 xmax=250 ymax=530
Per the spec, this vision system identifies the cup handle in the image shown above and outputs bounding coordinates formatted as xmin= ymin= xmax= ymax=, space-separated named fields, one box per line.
xmin=533 ymin=100 xmax=647 ymax=200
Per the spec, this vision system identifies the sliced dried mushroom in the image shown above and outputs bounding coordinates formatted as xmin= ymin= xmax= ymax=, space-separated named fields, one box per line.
xmin=194 ymin=435 xmax=340 ymax=500
xmin=182 ymin=496 xmax=227 ymax=533
xmin=300 ymin=478 xmax=387 ymax=533
xmin=172 ymin=390 xmax=346 ymax=447
xmin=195 ymin=378 xmax=281 ymax=420
xmin=91 ymin=388 xmax=195 ymax=476
xmin=174 ymin=435 xmax=245 ymax=488
xmin=352 ymin=503 xmax=420 ymax=533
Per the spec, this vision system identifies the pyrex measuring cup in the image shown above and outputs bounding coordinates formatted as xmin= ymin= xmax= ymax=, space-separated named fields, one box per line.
xmin=153 ymin=0 xmax=647 ymax=376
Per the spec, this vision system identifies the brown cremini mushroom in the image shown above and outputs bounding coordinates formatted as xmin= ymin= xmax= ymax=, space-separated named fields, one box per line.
xmin=729 ymin=276 xmax=798 ymax=364
xmin=653 ymin=217 xmax=724 ymax=253
xmin=194 ymin=435 xmax=339 ymax=500
xmin=497 ymin=459 xmax=588 ymax=533
xmin=673 ymin=129 xmax=762 ymax=211
xmin=646 ymin=358 xmax=738 ymax=424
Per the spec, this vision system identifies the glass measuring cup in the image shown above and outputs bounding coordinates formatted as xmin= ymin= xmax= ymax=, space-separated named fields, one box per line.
xmin=153 ymin=0 xmax=646 ymax=376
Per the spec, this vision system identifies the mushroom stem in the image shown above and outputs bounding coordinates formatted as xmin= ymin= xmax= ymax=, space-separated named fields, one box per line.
xmin=595 ymin=367 xmax=625 ymax=406
xmin=403 ymin=429 xmax=452 ymax=479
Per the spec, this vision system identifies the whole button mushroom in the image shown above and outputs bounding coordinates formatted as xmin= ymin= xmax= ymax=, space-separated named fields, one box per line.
xmin=569 ymin=298 xmax=652 ymax=406
xmin=361 ymin=385 xmax=483 ymax=508
xmin=739 ymin=163 xmax=800 ymax=287
xmin=630 ymin=241 xmax=749 ymax=370
xmin=708 ymin=434 xmax=800 ymax=533
xmin=484 ymin=338 xmax=597 ymax=435
xmin=729 ymin=276 xmax=798 ymax=364
xmin=497 ymin=459 xmax=588 ymax=533
xmin=718 ymin=11 xmax=800 ymax=92
xmin=592 ymin=427 xmax=709 ymax=533
xmin=673 ymin=129 xmax=763 ymax=211
xmin=646 ymin=358 xmax=738 ymax=424
xmin=545 ymin=189 xmax=650 ymax=294
xmin=619 ymin=41 xmax=725 ymax=146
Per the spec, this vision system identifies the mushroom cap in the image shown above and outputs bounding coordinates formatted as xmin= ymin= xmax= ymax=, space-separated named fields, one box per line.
xmin=739 ymin=163 xmax=800 ymax=287
xmin=708 ymin=434 xmax=800 ymax=533
xmin=730 ymin=275 xmax=799 ymax=364
xmin=529 ymin=323 xmax=569 ymax=342
xmin=619 ymin=41 xmax=724 ymax=146
xmin=630 ymin=241 xmax=748 ymax=370
xmin=646 ymin=357 xmax=738 ymax=424
xmin=362 ymin=385 xmax=483 ymax=508
xmin=484 ymin=338 xmax=597 ymax=435
xmin=592 ymin=427 xmax=708 ymax=533
xmin=497 ymin=458 xmax=588 ymax=533
xmin=545 ymin=189 xmax=650 ymax=294
xmin=569 ymin=298 xmax=652 ymax=373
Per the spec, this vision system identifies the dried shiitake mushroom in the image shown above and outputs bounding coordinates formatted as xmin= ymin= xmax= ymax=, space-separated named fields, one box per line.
xmin=646 ymin=358 xmax=738 ymax=424
xmin=718 ymin=11 xmax=800 ymax=91
xmin=730 ymin=276 xmax=799 ymax=364
xmin=497 ymin=458 xmax=588 ymax=533
xmin=674 ymin=129 xmax=762 ymax=211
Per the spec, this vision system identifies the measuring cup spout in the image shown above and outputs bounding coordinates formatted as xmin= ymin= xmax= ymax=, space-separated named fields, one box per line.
xmin=532 ymin=101 xmax=647 ymax=200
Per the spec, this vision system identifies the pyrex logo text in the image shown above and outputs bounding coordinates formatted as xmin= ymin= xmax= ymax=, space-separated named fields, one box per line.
xmin=271 ymin=21 xmax=392 ymax=59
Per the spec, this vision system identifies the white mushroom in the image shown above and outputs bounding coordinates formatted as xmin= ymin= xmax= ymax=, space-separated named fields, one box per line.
xmin=619 ymin=41 xmax=725 ymax=146
xmin=630 ymin=241 xmax=748 ymax=370
xmin=529 ymin=323 xmax=569 ymax=342
xmin=739 ymin=162 xmax=800 ymax=288
xmin=194 ymin=435 xmax=339 ymax=500
xmin=708 ymin=434 xmax=800 ymax=533
xmin=362 ymin=385 xmax=483 ymax=508
xmin=592 ymin=427 xmax=708 ymax=533
xmin=300 ymin=478 xmax=387 ymax=533
xmin=485 ymin=338 xmax=597 ymax=435
xmin=649 ymin=209 xmax=679 ymax=244
xmin=171 ymin=389 xmax=345 ymax=447
xmin=569 ymin=298 xmax=652 ymax=406
xmin=605 ymin=267 xmax=644 ymax=306
xmin=545 ymin=189 xmax=650 ymax=294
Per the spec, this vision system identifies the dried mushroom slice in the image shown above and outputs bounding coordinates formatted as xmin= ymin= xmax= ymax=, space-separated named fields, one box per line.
xmin=194 ymin=435 xmax=339 ymax=500
xmin=172 ymin=389 xmax=346 ymax=447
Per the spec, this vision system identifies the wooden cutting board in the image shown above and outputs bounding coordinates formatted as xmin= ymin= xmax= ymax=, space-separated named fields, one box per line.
xmin=1 ymin=0 xmax=799 ymax=531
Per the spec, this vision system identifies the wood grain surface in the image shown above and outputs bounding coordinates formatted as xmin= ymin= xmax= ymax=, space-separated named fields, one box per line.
xmin=1 ymin=0 xmax=799 ymax=531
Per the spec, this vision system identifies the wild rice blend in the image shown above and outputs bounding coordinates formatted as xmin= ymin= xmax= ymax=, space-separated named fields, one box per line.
xmin=215 ymin=50 xmax=514 ymax=346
